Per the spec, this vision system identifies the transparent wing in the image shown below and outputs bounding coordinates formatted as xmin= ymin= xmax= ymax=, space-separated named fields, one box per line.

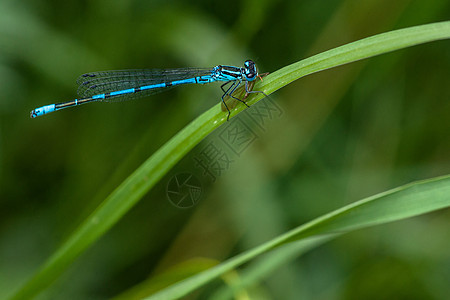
xmin=76 ymin=68 xmax=213 ymax=102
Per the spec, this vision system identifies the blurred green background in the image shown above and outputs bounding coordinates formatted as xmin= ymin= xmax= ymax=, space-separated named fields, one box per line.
xmin=1 ymin=0 xmax=449 ymax=299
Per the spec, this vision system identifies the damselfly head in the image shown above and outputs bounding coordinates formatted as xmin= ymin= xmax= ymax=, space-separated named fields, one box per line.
xmin=243 ymin=60 xmax=257 ymax=81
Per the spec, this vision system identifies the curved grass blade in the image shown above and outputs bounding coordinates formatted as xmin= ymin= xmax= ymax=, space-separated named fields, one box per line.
xmin=146 ymin=175 xmax=450 ymax=299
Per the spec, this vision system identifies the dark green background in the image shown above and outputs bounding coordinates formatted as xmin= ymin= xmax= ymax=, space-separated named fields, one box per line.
xmin=1 ymin=0 xmax=449 ymax=299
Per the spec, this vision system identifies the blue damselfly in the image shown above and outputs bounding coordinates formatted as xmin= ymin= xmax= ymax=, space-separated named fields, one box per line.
xmin=30 ymin=60 xmax=266 ymax=120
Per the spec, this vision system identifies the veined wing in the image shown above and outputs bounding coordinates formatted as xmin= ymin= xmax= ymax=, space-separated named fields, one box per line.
xmin=76 ymin=68 xmax=213 ymax=102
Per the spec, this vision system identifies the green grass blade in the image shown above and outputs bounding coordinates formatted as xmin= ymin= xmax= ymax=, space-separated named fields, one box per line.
xmin=146 ymin=175 xmax=450 ymax=300
xmin=10 ymin=21 xmax=450 ymax=300
xmin=211 ymin=235 xmax=338 ymax=300
xmin=260 ymin=21 xmax=450 ymax=97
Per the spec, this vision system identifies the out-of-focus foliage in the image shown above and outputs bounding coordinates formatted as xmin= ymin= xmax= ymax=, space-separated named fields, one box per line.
xmin=1 ymin=0 xmax=449 ymax=299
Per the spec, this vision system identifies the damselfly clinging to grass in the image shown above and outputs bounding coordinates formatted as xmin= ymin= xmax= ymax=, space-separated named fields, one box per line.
xmin=30 ymin=60 xmax=266 ymax=121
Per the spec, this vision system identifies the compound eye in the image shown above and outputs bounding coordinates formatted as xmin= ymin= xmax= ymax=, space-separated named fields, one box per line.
xmin=244 ymin=60 xmax=257 ymax=80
